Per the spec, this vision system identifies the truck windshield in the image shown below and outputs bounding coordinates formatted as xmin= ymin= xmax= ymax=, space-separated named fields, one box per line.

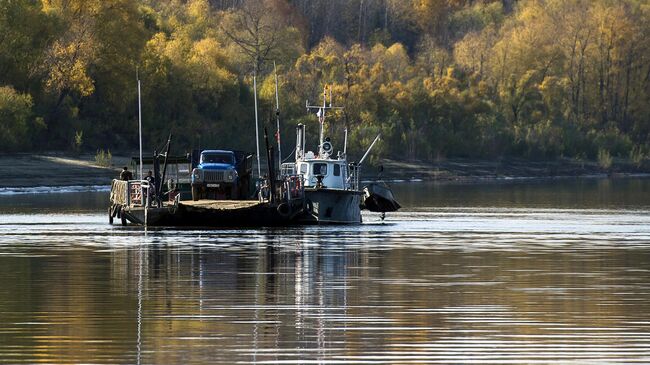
xmin=201 ymin=153 xmax=234 ymax=164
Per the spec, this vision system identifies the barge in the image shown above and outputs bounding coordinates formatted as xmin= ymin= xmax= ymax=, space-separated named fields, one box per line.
xmin=109 ymin=175 xmax=306 ymax=227
xmin=109 ymin=83 xmax=400 ymax=228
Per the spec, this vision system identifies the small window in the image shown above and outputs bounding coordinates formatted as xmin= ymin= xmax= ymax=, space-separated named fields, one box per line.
xmin=299 ymin=164 xmax=308 ymax=173
xmin=313 ymin=163 xmax=328 ymax=175
xmin=333 ymin=164 xmax=341 ymax=176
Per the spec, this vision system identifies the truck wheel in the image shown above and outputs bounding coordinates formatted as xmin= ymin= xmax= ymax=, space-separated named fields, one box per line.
xmin=192 ymin=186 xmax=200 ymax=201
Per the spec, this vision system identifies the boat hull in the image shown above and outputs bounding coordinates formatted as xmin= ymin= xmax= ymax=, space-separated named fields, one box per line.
xmin=120 ymin=200 xmax=305 ymax=227
xmin=301 ymin=189 xmax=363 ymax=224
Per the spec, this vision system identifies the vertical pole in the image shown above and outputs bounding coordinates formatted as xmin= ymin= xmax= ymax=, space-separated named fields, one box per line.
xmin=302 ymin=124 xmax=306 ymax=157
xmin=274 ymin=62 xmax=282 ymax=170
xmin=295 ymin=125 xmax=300 ymax=161
xmin=318 ymin=87 xmax=326 ymax=156
xmin=264 ymin=127 xmax=275 ymax=204
xmin=138 ymin=76 xmax=143 ymax=181
xmin=253 ymin=72 xmax=261 ymax=179
xmin=160 ymin=134 xmax=172 ymax=200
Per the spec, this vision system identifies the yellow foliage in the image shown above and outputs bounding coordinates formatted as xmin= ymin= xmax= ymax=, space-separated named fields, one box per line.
xmin=44 ymin=40 xmax=95 ymax=97
xmin=187 ymin=0 xmax=210 ymax=22
xmin=187 ymin=38 xmax=237 ymax=91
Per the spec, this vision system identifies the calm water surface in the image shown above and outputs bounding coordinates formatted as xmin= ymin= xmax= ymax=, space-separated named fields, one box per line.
xmin=0 ymin=178 xmax=649 ymax=364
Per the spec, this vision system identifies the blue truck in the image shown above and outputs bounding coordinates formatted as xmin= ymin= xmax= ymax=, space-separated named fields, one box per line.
xmin=190 ymin=149 xmax=254 ymax=201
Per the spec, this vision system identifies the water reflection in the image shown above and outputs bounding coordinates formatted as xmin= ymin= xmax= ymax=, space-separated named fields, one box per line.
xmin=0 ymin=210 xmax=649 ymax=364
xmin=393 ymin=178 xmax=650 ymax=209
xmin=0 ymin=178 xmax=649 ymax=364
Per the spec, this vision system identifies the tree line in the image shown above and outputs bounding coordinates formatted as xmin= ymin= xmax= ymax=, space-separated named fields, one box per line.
xmin=1 ymin=0 xmax=649 ymax=165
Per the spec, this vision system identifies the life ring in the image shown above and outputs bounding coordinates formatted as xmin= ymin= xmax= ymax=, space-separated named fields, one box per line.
xmin=277 ymin=202 xmax=291 ymax=218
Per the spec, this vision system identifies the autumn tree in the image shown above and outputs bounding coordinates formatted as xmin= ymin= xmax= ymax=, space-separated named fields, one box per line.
xmin=220 ymin=0 xmax=304 ymax=74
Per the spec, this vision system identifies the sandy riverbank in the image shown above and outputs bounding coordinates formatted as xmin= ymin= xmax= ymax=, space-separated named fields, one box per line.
xmin=0 ymin=153 xmax=131 ymax=188
xmin=364 ymin=158 xmax=650 ymax=182
xmin=1 ymin=153 xmax=648 ymax=190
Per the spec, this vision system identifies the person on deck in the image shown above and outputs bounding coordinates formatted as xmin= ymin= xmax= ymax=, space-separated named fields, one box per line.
xmin=144 ymin=170 xmax=155 ymax=206
xmin=120 ymin=167 xmax=133 ymax=181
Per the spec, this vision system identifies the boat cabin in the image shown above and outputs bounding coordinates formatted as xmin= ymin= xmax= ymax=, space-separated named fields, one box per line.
xmin=283 ymin=157 xmax=349 ymax=190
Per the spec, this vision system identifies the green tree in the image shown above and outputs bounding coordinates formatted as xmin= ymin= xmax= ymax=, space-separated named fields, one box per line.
xmin=0 ymin=86 xmax=38 ymax=151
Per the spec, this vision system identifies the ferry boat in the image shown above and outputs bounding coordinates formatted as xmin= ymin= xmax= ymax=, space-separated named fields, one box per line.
xmin=109 ymin=80 xmax=399 ymax=227
xmin=281 ymin=87 xmax=394 ymax=224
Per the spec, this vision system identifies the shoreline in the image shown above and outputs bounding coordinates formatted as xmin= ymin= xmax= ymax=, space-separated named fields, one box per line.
xmin=363 ymin=158 xmax=650 ymax=182
xmin=4 ymin=173 xmax=650 ymax=197
xmin=1 ymin=153 xmax=648 ymax=191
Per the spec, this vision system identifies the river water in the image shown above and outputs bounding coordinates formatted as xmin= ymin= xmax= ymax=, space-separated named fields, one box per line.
xmin=0 ymin=178 xmax=649 ymax=364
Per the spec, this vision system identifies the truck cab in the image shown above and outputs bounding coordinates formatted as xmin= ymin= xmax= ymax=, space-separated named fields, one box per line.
xmin=191 ymin=150 xmax=253 ymax=201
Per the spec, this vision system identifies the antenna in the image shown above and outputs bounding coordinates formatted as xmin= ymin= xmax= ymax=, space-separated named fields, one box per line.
xmin=306 ymin=85 xmax=343 ymax=157
xmin=273 ymin=62 xmax=281 ymax=170
xmin=253 ymin=71 xmax=261 ymax=179
xmin=137 ymin=67 xmax=143 ymax=181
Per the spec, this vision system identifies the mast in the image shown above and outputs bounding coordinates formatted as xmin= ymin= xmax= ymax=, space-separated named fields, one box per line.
xmin=253 ymin=71 xmax=261 ymax=178
xmin=306 ymin=85 xmax=343 ymax=157
xmin=137 ymin=68 xmax=143 ymax=180
xmin=274 ymin=62 xmax=281 ymax=170
xmin=319 ymin=87 xmax=326 ymax=156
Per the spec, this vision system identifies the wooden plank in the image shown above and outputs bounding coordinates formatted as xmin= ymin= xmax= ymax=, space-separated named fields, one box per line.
xmin=179 ymin=200 xmax=262 ymax=210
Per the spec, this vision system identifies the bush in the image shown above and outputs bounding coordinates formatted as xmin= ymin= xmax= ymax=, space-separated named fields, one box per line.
xmin=94 ymin=149 xmax=112 ymax=167
xmin=0 ymin=86 xmax=33 ymax=151
xmin=598 ymin=149 xmax=612 ymax=171
xmin=72 ymin=130 xmax=83 ymax=155
xmin=630 ymin=146 xmax=646 ymax=168
xmin=591 ymin=125 xmax=633 ymax=157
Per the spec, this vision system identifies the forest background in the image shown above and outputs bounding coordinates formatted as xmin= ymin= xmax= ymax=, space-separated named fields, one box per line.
xmin=1 ymin=0 xmax=649 ymax=167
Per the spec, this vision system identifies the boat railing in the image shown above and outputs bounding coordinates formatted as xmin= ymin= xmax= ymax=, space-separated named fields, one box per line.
xmin=282 ymin=174 xmax=305 ymax=202
xmin=348 ymin=163 xmax=360 ymax=191
xmin=130 ymin=181 xmax=143 ymax=206
xmin=110 ymin=179 xmax=152 ymax=208
xmin=281 ymin=163 xmax=296 ymax=176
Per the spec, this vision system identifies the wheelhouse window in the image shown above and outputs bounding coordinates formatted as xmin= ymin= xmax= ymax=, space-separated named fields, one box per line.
xmin=313 ymin=163 xmax=328 ymax=175
xmin=333 ymin=164 xmax=341 ymax=176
